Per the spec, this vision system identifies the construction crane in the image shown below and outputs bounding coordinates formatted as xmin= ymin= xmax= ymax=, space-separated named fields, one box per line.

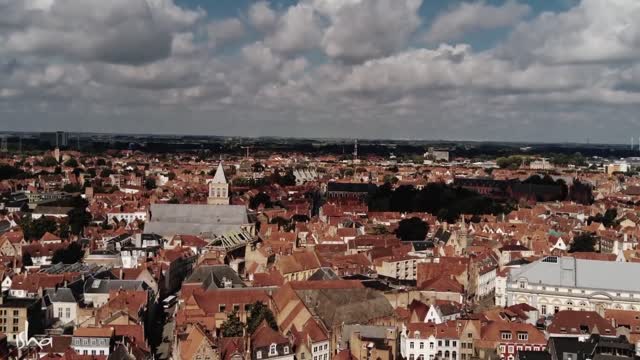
xmin=240 ymin=146 xmax=253 ymax=159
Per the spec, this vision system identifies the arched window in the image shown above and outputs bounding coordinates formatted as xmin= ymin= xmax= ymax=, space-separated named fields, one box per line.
xmin=445 ymin=351 xmax=450 ymax=359
xmin=452 ymin=352 xmax=457 ymax=360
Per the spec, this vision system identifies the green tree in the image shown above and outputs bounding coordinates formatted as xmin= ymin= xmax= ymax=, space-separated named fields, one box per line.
xmin=496 ymin=156 xmax=526 ymax=169
xmin=38 ymin=156 xmax=58 ymax=167
xmin=68 ymin=206 xmax=91 ymax=235
xmin=569 ymin=233 xmax=597 ymax=253
xmin=0 ymin=165 xmax=25 ymax=180
xmin=100 ymin=169 xmax=112 ymax=178
xmin=246 ymin=302 xmax=278 ymax=334
xmin=395 ymin=217 xmax=429 ymax=241
xmin=220 ymin=310 xmax=244 ymax=337
xmin=59 ymin=223 xmax=70 ymax=239
xmin=250 ymin=192 xmax=272 ymax=209
xmin=22 ymin=253 xmax=33 ymax=267
xmin=51 ymin=241 xmax=85 ymax=264
xmin=21 ymin=216 xmax=58 ymax=240
xmin=63 ymin=184 xmax=82 ymax=193
xmin=64 ymin=158 xmax=78 ymax=168
xmin=144 ymin=178 xmax=157 ymax=190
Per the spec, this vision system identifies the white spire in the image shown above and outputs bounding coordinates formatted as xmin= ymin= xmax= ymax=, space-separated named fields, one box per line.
xmin=212 ymin=162 xmax=227 ymax=184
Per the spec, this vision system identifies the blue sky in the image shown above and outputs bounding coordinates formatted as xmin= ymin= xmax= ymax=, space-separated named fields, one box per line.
xmin=174 ymin=0 xmax=573 ymax=50
xmin=1 ymin=0 xmax=640 ymax=142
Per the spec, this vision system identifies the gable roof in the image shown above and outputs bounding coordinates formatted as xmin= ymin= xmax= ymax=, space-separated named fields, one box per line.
xmin=251 ymin=321 xmax=289 ymax=348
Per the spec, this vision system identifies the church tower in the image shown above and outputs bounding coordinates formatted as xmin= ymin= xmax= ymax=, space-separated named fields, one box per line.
xmin=208 ymin=162 xmax=229 ymax=205
xmin=459 ymin=216 xmax=469 ymax=251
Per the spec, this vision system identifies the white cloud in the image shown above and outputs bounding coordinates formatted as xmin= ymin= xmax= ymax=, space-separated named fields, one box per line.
xmin=0 ymin=0 xmax=204 ymax=65
xmin=320 ymin=0 xmax=423 ymax=63
xmin=207 ymin=18 xmax=246 ymax=48
xmin=500 ymin=0 xmax=640 ymax=64
xmin=248 ymin=1 xmax=277 ymax=32
xmin=3 ymin=0 xmax=640 ymax=142
xmin=265 ymin=3 xmax=322 ymax=54
xmin=426 ymin=0 xmax=530 ymax=43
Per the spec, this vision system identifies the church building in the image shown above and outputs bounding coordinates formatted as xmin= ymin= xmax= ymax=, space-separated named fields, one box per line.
xmin=208 ymin=162 xmax=229 ymax=205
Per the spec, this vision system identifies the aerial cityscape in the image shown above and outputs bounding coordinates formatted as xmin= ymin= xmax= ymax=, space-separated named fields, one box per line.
xmin=2 ymin=0 xmax=640 ymax=360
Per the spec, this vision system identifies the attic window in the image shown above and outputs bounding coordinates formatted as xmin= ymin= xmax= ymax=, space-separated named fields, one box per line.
xmin=501 ymin=332 xmax=512 ymax=340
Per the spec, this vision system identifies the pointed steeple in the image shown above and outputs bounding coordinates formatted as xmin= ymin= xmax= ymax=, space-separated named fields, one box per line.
xmin=212 ymin=162 xmax=227 ymax=184
xmin=208 ymin=162 xmax=230 ymax=205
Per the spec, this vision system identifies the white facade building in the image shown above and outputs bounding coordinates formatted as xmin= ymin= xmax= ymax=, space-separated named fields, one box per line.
xmin=107 ymin=211 xmax=147 ymax=224
xmin=401 ymin=323 xmax=460 ymax=360
xmin=311 ymin=340 xmax=330 ymax=360
xmin=505 ymin=256 xmax=640 ymax=316
xmin=477 ymin=267 xmax=497 ymax=299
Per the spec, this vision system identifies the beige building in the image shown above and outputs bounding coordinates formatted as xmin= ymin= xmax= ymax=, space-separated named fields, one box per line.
xmin=375 ymin=256 xmax=425 ymax=281
xmin=0 ymin=297 xmax=43 ymax=343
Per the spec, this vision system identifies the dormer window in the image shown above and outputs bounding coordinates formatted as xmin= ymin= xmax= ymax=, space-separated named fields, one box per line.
xmin=501 ymin=332 xmax=512 ymax=340
xmin=270 ymin=344 xmax=278 ymax=356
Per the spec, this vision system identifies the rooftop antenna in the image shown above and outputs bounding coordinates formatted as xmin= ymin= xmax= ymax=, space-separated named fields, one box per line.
xmin=0 ymin=136 xmax=7 ymax=153
xmin=632 ymin=137 xmax=634 ymax=151
xmin=240 ymin=146 xmax=252 ymax=159
xmin=354 ymin=139 xmax=358 ymax=161
xmin=76 ymin=135 xmax=80 ymax=150
xmin=18 ymin=136 xmax=22 ymax=154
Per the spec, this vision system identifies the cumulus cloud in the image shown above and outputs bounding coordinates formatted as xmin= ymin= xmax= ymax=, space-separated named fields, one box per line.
xmin=500 ymin=0 xmax=640 ymax=64
xmin=320 ymin=0 xmax=423 ymax=63
xmin=339 ymin=45 xmax=589 ymax=101
xmin=248 ymin=1 xmax=277 ymax=32
xmin=265 ymin=3 xmax=322 ymax=54
xmin=0 ymin=0 xmax=203 ymax=65
xmin=207 ymin=18 xmax=246 ymax=48
xmin=426 ymin=0 xmax=531 ymax=43
xmin=3 ymin=0 xmax=640 ymax=142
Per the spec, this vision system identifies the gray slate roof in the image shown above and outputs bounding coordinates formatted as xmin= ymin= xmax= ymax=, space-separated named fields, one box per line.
xmin=83 ymin=278 xmax=146 ymax=294
xmin=185 ymin=265 xmax=245 ymax=289
xmin=45 ymin=288 xmax=78 ymax=303
xmin=509 ymin=256 xmax=640 ymax=292
xmin=146 ymin=203 xmax=249 ymax=237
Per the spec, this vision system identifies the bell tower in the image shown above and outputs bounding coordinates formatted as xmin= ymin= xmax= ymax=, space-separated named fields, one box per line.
xmin=208 ymin=162 xmax=229 ymax=205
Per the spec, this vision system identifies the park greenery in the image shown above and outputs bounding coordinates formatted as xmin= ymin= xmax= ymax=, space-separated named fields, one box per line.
xmin=368 ymin=183 xmax=512 ymax=223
